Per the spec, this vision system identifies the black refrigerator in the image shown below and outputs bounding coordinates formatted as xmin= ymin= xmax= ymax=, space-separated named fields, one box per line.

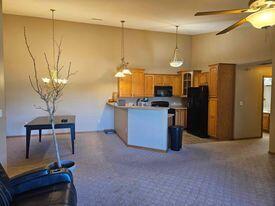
xmin=187 ymin=86 xmax=209 ymax=138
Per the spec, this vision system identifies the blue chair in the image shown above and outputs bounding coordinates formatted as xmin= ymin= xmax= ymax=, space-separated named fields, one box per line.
xmin=0 ymin=164 xmax=77 ymax=206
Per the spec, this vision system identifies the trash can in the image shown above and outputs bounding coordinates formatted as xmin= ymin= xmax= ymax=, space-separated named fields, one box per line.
xmin=169 ymin=125 xmax=184 ymax=151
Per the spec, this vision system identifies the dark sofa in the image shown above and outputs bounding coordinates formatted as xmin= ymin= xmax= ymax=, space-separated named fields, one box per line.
xmin=0 ymin=164 xmax=77 ymax=206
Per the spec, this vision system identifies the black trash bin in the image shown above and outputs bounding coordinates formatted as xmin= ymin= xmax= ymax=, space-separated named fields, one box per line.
xmin=169 ymin=125 xmax=184 ymax=151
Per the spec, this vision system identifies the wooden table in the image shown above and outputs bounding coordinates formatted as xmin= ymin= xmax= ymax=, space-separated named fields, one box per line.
xmin=24 ymin=115 xmax=76 ymax=159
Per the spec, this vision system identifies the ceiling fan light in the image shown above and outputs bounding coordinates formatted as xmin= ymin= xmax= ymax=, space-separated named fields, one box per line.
xmin=115 ymin=71 xmax=125 ymax=78
xmin=246 ymin=8 xmax=275 ymax=29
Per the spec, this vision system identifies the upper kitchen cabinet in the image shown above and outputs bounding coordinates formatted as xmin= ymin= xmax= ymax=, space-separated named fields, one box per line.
xmin=144 ymin=74 xmax=154 ymax=97
xmin=153 ymin=75 xmax=164 ymax=86
xmin=199 ymin=72 xmax=209 ymax=86
xmin=152 ymin=74 xmax=181 ymax=97
xmin=178 ymin=70 xmax=201 ymax=97
xmin=118 ymin=68 xmax=145 ymax=98
xmin=207 ymin=63 xmax=236 ymax=140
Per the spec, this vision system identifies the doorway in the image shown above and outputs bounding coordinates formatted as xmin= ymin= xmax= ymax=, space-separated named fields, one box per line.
xmin=262 ymin=77 xmax=272 ymax=134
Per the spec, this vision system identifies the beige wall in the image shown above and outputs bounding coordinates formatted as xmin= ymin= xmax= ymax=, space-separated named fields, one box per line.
xmin=234 ymin=66 xmax=272 ymax=139
xmin=270 ymin=27 xmax=275 ymax=153
xmin=3 ymin=14 xmax=192 ymax=136
xmin=0 ymin=0 xmax=7 ymax=167
xmin=191 ymin=27 xmax=272 ymax=70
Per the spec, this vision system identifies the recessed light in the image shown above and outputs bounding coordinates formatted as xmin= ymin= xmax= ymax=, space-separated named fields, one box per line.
xmin=91 ymin=18 xmax=103 ymax=21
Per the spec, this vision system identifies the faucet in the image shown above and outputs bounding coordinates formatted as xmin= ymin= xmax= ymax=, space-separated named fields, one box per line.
xmin=136 ymin=98 xmax=141 ymax=106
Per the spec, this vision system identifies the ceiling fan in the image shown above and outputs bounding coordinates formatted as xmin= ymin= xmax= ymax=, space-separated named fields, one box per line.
xmin=195 ymin=0 xmax=275 ymax=35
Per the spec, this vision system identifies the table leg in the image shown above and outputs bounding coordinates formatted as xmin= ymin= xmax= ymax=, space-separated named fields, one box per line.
xmin=70 ymin=125 xmax=75 ymax=154
xmin=26 ymin=129 xmax=31 ymax=159
xmin=39 ymin=129 xmax=42 ymax=142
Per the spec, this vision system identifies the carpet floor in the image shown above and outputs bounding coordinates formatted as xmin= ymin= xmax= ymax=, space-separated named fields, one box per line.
xmin=7 ymin=132 xmax=275 ymax=206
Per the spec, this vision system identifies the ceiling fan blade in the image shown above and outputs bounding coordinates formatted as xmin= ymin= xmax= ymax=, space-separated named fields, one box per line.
xmin=216 ymin=18 xmax=247 ymax=35
xmin=195 ymin=9 xmax=248 ymax=16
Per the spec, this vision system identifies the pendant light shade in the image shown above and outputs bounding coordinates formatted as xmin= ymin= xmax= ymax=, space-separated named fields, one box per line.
xmin=246 ymin=8 xmax=275 ymax=29
xmin=115 ymin=20 xmax=131 ymax=77
xmin=170 ymin=26 xmax=183 ymax=68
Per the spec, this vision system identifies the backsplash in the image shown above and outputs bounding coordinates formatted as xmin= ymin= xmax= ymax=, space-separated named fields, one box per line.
xmin=119 ymin=97 xmax=187 ymax=107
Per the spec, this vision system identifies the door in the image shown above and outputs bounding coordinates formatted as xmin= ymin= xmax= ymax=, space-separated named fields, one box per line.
xmin=132 ymin=69 xmax=145 ymax=97
xmin=144 ymin=75 xmax=154 ymax=97
xmin=208 ymin=98 xmax=217 ymax=137
xmin=262 ymin=77 xmax=272 ymax=133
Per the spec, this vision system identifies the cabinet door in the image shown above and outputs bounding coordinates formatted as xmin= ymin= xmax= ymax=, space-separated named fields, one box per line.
xmin=144 ymin=75 xmax=154 ymax=97
xmin=118 ymin=75 xmax=132 ymax=97
xmin=182 ymin=72 xmax=192 ymax=97
xmin=209 ymin=66 xmax=218 ymax=97
xmin=132 ymin=70 xmax=145 ymax=97
xmin=173 ymin=75 xmax=182 ymax=96
xmin=163 ymin=75 xmax=173 ymax=86
xmin=175 ymin=109 xmax=187 ymax=128
xmin=154 ymin=75 xmax=164 ymax=86
xmin=193 ymin=71 xmax=201 ymax=87
xmin=208 ymin=98 xmax=217 ymax=137
xmin=199 ymin=72 xmax=209 ymax=86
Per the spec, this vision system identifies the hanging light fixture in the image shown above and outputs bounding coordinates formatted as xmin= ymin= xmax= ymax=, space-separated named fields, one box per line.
xmin=42 ymin=9 xmax=68 ymax=84
xmin=170 ymin=25 xmax=183 ymax=68
xmin=246 ymin=7 xmax=275 ymax=29
xmin=115 ymin=20 xmax=131 ymax=78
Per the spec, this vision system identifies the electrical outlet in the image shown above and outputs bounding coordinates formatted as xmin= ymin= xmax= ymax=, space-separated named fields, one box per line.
xmin=239 ymin=101 xmax=244 ymax=106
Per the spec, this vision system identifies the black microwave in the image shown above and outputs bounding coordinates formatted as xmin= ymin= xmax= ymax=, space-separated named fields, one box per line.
xmin=154 ymin=86 xmax=173 ymax=97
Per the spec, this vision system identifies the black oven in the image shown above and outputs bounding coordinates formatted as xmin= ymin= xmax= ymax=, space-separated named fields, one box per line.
xmin=154 ymin=86 xmax=173 ymax=97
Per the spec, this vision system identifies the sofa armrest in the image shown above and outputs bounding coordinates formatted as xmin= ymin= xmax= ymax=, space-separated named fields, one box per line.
xmin=11 ymin=168 xmax=73 ymax=195
xmin=10 ymin=167 xmax=49 ymax=185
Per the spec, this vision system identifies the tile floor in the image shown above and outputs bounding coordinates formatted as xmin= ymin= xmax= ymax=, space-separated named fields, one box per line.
xmin=6 ymin=132 xmax=275 ymax=206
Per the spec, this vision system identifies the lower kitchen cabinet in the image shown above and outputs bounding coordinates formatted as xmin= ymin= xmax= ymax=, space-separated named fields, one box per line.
xmin=208 ymin=98 xmax=217 ymax=137
xmin=175 ymin=109 xmax=187 ymax=129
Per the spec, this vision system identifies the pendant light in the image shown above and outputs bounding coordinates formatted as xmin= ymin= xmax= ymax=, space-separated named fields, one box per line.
xmin=170 ymin=26 xmax=183 ymax=68
xmin=42 ymin=9 xmax=68 ymax=84
xmin=115 ymin=20 xmax=131 ymax=78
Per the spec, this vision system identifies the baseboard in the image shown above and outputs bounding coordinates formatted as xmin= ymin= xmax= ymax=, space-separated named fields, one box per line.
xmin=7 ymin=130 xmax=106 ymax=138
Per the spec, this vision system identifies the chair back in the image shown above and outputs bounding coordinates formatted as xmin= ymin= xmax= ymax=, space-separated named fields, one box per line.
xmin=0 ymin=164 xmax=13 ymax=206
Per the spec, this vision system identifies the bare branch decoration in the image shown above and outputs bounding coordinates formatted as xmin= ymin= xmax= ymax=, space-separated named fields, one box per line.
xmin=24 ymin=26 xmax=76 ymax=168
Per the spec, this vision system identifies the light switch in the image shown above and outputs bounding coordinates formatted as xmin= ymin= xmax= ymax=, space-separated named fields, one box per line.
xmin=0 ymin=109 xmax=2 ymax=118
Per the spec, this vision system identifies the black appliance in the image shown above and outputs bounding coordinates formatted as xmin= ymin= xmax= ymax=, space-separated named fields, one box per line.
xmin=187 ymin=86 xmax=208 ymax=138
xmin=151 ymin=101 xmax=175 ymax=125
xmin=154 ymin=86 xmax=173 ymax=97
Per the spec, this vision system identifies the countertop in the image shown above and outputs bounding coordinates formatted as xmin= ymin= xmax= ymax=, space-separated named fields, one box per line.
xmin=170 ymin=106 xmax=187 ymax=110
xmin=107 ymin=102 xmax=169 ymax=111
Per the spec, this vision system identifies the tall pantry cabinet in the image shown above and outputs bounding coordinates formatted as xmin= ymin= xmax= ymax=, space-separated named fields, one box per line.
xmin=208 ymin=63 xmax=236 ymax=140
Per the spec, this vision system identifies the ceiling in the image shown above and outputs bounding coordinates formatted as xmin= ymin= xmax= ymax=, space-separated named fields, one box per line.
xmin=3 ymin=0 xmax=252 ymax=35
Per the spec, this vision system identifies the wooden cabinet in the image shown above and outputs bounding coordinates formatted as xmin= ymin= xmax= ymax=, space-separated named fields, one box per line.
xmin=154 ymin=75 xmax=164 ymax=86
xmin=207 ymin=64 xmax=235 ymax=139
xmin=178 ymin=70 xmax=201 ymax=97
xmin=208 ymin=98 xmax=217 ymax=137
xmin=132 ymin=69 xmax=145 ymax=97
xmin=118 ymin=75 xmax=132 ymax=97
xmin=175 ymin=109 xmax=187 ymax=128
xmin=262 ymin=113 xmax=270 ymax=132
xmin=144 ymin=75 xmax=154 ymax=97
xmin=173 ymin=75 xmax=182 ymax=96
xmin=118 ymin=68 xmax=145 ymax=97
xmin=209 ymin=66 xmax=218 ymax=97
xmin=199 ymin=72 xmax=209 ymax=86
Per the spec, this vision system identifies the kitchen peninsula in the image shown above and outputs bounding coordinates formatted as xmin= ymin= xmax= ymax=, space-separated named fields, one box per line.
xmin=107 ymin=103 xmax=169 ymax=152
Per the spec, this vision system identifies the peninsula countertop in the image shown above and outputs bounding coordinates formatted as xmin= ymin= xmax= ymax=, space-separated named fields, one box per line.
xmin=107 ymin=102 xmax=169 ymax=111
